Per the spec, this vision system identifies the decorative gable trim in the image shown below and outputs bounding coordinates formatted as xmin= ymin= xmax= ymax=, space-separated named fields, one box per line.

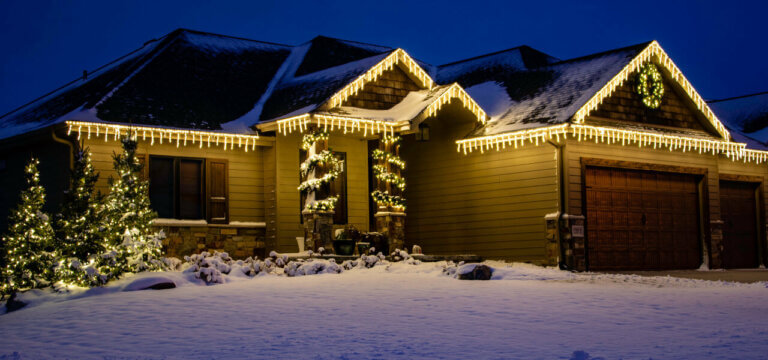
xmin=572 ymin=41 xmax=730 ymax=141
xmin=325 ymin=49 xmax=434 ymax=109
xmin=420 ymin=83 xmax=488 ymax=124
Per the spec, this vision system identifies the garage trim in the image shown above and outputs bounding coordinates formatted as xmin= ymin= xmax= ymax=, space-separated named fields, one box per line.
xmin=580 ymin=157 xmax=710 ymax=271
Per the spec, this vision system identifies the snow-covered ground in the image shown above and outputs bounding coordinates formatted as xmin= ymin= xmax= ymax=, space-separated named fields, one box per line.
xmin=1 ymin=261 xmax=767 ymax=359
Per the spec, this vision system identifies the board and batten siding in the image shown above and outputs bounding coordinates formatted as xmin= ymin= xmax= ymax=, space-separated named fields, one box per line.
xmin=82 ymin=138 xmax=268 ymax=223
xmin=401 ymin=113 xmax=559 ymax=262
xmin=273 ymin=131 xmax=370 ymax=253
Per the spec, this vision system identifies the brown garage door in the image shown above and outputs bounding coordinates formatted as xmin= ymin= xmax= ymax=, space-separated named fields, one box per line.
xmin=720 ymin=181 xmax=759 ymax=269
xmin=585 ymin=167 xmax=700 ymax=270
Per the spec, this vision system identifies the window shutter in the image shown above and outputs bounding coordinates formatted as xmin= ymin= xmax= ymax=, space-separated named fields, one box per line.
xmin=206 ymin=159 xmax=228 ymax=224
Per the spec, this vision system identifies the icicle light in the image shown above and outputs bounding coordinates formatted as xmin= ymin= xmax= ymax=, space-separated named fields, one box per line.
xmin=455 ymin=124 xmax=768 ymax=164
xmin=424 ymin=83 xmax=488 ymax=124
xmin=573 ymin=41 xmax=730 ymax=140
xmin=276 ymin=114 xmax=396 ymax=137
xmin=66 ymin=121 xmax=260 ymax=151
xmin=327 ymin=49 xmax=434 ymax=109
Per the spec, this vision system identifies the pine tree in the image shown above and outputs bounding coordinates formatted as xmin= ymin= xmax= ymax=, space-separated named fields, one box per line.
xmin=1 ymin=158 xmax=55 ymax=296
xmin=53 ymin=148 xmax=107 ymax=287
xmin=101 ymin=136 xmax=164 ymax=278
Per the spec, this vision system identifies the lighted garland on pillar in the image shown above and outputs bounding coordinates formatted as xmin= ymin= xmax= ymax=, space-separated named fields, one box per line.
xmin=1 ymin=158 xmax=56 ymax=296
xmin=299 ymin=130 xmax=344 ymax=211
xmin=371 ymin=134 xmax=407 ymax=211
xmin=636 ymin=63 xmax=664 ymax=109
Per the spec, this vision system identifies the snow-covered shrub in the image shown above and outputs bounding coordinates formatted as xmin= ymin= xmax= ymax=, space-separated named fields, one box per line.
xmin=183 ymin=252 xmax=234 ymax=284
xmin=284 ymin=259 xmax=342 ymax=277
xmin=53 ymin=258 xmax=108 ymax=288
xmin=388 ymin=249 xmax=421 ymax=265
xmin=163 ymin=257 xmax=183 ymax=271
xmin=442 ymin=261 xmax=464 ymax=277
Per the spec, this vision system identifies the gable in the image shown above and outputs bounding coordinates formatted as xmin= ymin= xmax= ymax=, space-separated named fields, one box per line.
xmin=573 ymin=41 xmax=730 ymax=140
xmin=341 ymin=66 xmax=423 ymax=110
xmin=587 ymin=69 xmax=709 ymax=133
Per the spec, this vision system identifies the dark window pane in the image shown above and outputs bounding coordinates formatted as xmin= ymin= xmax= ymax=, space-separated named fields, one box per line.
xmin=179 ymin=160 xmax=203 ymax=219
xmin=149 ymin=157 xmax=174 ymax=218
xmin=332 ymin=152 xmax=347 ymax=224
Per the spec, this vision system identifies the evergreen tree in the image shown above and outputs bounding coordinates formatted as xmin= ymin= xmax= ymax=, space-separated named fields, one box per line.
xmin=102 ymin=136 xmax=164 ymax=277
xmin=53 ymin=148 xmax=107 ymax=287
xmin=1 ymin=158 xmax=55 ymax=296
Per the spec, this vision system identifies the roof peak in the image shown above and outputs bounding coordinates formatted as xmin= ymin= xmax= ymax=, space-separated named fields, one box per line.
xmin=439 ymin=45 xmax=555 ymax=68
xmin=551 ymin=41 xmax=654 ymax=65
xmin=170 ymin=28 xmax=292 ymax=47
xmin=707 ymin=90 xmax=768 ymax=104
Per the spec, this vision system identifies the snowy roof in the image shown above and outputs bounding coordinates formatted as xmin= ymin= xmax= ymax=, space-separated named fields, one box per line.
xmin=709 ymin=92 xmax=768 ymax=150
xmin=1 ymin=31 xmax=751 ymax=148
xmin=0 ymin=29 xmax=292 ymax=140
xmin=314 ymin=86 xmax=455 ymax=122
xmin=441 ymin=43 xmax=650 ymax=136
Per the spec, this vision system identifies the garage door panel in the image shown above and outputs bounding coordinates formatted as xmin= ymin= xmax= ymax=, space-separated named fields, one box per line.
xmin=586 ymin=166 xmax=700 ymax=271
xmin=720 ymin=181 xmax=759 ymax=268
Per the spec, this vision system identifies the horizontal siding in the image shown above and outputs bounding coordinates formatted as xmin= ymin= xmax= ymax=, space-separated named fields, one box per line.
xmin=402 ymin=117 xmax=558 ymax=261
xmin=82 ymin=138 xmax=267 ymax=223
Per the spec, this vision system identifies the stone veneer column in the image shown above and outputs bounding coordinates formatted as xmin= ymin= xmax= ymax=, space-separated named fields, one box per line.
xmin=709 ymin=220 xmax=724 ymax=269
xmin=303 ymin=211 xmax=334 ymax=252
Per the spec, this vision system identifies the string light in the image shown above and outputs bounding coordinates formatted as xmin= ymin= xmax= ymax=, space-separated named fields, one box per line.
xmin=276 ymin=114 xmax=397 ymax=137
xmin=65 ymin=121 xmax=260 ymax=151
xmin=327 ymin=48 xmax=434 ymax=109
xmin=425 ymin=83 xmax=488 ymax=124
xmin=456 ymin=123 xmax=768 ymax=164
xmin=572 ymin=41 xmax=730 ymax=140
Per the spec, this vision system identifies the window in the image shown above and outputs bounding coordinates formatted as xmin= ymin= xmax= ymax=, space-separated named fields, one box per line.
xmin=299 ymin=150 xmax=348 ymax=224
xmin=148 ymin=156 xmax=228 ymax=222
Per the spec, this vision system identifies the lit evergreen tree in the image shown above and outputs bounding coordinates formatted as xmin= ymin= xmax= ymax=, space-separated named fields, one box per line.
xmin=53 ymin=148 xmax=107 ymax=287
xmin=1 ymin=158 xmax=55 ymax=296
xmin=101 ymin=136 xmax=164 ymax=278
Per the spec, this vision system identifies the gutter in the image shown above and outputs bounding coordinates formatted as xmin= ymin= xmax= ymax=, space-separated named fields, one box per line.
xmin=546 ymin=139 xmax=568 ymax=270
xmin=51 ymin=127 xmax=75 ymax=170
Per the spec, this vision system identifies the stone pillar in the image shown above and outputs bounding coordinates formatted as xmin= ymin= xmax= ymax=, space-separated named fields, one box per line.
xmin=709 ymin=220 xmax=724 ymax=269
xmin=375 ymin=211 xmax=406 ymax=252
xmin=554 ymin=214 xmax=586 ymax=271
xmin=303 ymin=211 xmax=334 ymax=253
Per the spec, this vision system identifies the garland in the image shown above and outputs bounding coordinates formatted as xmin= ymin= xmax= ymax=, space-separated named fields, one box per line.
xmin=305 ymin=196 xmax=338 ymax=212
xmin=300 ymin=150 xmax=343 ymax=178
xmin=299 ymin=130 xmax=342 ymax=211
xmin=636 ymin=63 xmax=664 ymax=109
xmin=371 ymin=134 xmax=407 ymax=210
xmin=372 ymin=165 xmax=406 ymax=190
xmin=371 ymin=190 xmax=406 ymax=211
xmin=371 ymin=149 xmax=405 ymax=169
xmin=301 ymin=130 xmax=329 ymax=150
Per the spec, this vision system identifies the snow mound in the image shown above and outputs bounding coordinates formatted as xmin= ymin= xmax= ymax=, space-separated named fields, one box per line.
xmin=122 ymin=276 xmax=177 ymax=291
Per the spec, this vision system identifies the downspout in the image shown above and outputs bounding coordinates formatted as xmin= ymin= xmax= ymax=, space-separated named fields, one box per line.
xmin=51 ymin=128 xmax=75 ymax=170
xmin=546 ymin=140 xmax=568 ymax=269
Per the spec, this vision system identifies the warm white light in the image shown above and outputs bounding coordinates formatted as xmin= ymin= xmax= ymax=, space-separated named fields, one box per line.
xmin=573 ymin=41 xmax=730 ymax=140
xmin=456 ymin=123 xmax=768 ymax=164
xmin=65 ymin=121 xmax=260 ymax=151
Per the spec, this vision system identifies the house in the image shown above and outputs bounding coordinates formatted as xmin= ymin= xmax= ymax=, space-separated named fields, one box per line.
xmin=0 ymin=29 xmax=766 ymax=270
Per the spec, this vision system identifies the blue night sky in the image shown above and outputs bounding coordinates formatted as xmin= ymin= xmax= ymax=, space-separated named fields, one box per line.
xmin=1 ymin=0 xmax=766 ymax=116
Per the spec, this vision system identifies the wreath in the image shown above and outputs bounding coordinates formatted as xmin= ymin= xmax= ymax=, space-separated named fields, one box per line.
xmin=636 ymin=63 xmax=664 ymax=109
